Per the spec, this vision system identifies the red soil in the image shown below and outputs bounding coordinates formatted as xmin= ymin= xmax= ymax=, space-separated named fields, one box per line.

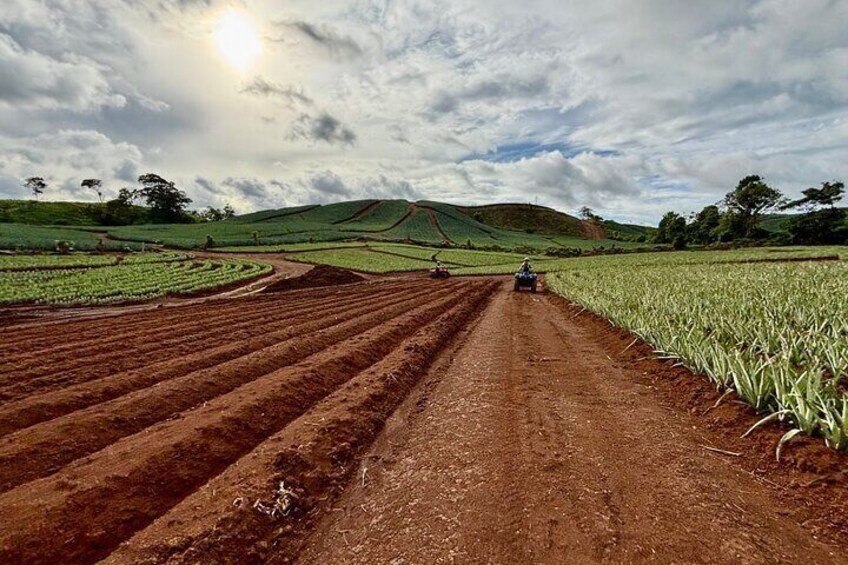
xmin=1 ymin=279 xmax=847 ymax=564
xmin=262 ymin=265 xmax=364 ymax=292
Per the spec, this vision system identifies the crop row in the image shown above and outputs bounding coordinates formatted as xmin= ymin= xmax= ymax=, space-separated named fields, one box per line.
xmin=0 ymin=224 xmax=145 ymax=252
xmin=451 ymin=246 xmax=846 ymax=275
xmin=548 ymin=260 xmax=848 ymax=453
xmin=287 ymin=248 xmax=435 ymax=272
xmin=0 ymin=252 xmax=189 ymax=271
xmin=0 ymin=259 xmax=271 ymax=305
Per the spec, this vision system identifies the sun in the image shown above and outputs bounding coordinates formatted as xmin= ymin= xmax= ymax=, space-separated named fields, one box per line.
xmin=213 ymin=9 xmax=262 ymax=71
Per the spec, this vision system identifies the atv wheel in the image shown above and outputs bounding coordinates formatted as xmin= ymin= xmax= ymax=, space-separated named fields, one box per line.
xmin=531 ymin=283 xmax=537 ymax=293
xmin=513 ymin=280 xmax=520 ymax=291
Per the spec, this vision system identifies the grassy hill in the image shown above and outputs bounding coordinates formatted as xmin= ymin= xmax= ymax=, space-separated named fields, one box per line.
xmin=457 ymin=203 xmax=587 ymax=237
xmin=0 ymin=198 xmax=647 ymax=252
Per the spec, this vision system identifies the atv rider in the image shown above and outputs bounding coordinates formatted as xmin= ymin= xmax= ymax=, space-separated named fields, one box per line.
xmin=519 ymin=257 xmax=534 ymax=274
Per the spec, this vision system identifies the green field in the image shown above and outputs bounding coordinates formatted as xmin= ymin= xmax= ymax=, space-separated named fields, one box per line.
xmin=547 ymin=250 xmax=848 ymax=453
xmin=0 ymin=256 xmax=270 ymax=306
xmin=0 ymin=224 xmax=146 ymax=252
xmin=0 ymin=252 xmax=189 ymax=271
xmin=451 ymin=246 xmax=847 ymax=275
xmin=283 ymin=243 xmax=537 ymax=272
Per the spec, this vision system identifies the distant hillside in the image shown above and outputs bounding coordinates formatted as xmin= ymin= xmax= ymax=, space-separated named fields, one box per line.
xmin=0 ymin=200 xmax=147 ymax=226
xmin=457 ymin=203 xmax=588 ymax=237
xmin=0 ymin=198 xmax=651 ymax=252
xmin=99 ymin=199 xmax=643 ymax=251
xmin=602 ymin=219 xmax=654 ymax=240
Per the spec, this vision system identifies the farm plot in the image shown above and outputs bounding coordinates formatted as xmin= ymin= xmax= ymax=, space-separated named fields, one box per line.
xmin=548 ymin=259 xmax=848 ymax=452
xmin=0 ymin=258 xmax=270 ymax=305
xmin=452 ymin=245 xmax=847 ymax=274
xmin=286 ymin=248 xmax=436 ymax=272
xmin=0 ymin=277 xmax=498 ymax=565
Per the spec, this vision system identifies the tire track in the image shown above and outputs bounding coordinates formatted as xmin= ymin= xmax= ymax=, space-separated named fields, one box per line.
xmin=0 ymin=284 xmax=478 ymax=565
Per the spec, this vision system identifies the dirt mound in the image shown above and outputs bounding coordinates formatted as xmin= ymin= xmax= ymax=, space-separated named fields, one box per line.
xmin=262 ymin=265 xmax=365 ymax=292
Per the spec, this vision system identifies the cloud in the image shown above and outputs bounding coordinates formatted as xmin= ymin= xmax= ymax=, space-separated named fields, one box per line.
xmin=310 ymin=171 xmax=350 ymax=196
xmin=0 ymin=0 xmax=847 ymax=223
xmin=291 ymin=113 xmax=357 ymax=145
xmin=0 ymin=129 xmax=143 ymax=200
xmin=274 ymin=21 xmax=365 ymax=60
xmin=0 ymin=33 xmax=126 ymax=112
xmin=240 ymin=77 xmax=313 ymax=106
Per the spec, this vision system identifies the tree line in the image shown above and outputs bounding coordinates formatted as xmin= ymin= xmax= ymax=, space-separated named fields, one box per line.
xmin=655 ymin=176 xmax=847 ymax=248
xmin=22 ymin=175 xmax=235 ymax=225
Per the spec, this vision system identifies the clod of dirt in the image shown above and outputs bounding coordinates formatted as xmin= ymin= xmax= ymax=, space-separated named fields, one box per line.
xmin=262 ymin=266 xmax=364 ymax=293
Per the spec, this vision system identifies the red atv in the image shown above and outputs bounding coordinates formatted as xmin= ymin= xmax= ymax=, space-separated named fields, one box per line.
xmin=429 ymin=265 xmax=450 ymax=279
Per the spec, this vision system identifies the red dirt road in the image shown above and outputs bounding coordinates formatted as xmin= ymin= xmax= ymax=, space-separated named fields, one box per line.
xmin=1 ymin=279 xmax=847 ymax=564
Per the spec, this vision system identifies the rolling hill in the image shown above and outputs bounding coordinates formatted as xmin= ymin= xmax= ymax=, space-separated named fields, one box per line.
xmin=0 ymin=199 xmax=647 ymax=252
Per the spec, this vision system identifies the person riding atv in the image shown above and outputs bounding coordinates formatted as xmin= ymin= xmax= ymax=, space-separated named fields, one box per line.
xmin=429 ymin=259 xmax=450 ymax=279
xmin=514 ymin=257 xmax=538 ymax=292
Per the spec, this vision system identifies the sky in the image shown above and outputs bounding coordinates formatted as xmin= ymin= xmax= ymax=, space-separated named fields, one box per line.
xmin=1 ymin=0 xmax=847 ymax=224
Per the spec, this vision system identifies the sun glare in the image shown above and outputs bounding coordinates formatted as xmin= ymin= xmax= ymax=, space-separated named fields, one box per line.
xmin=213 ymin=9 xmax=262 ymax=71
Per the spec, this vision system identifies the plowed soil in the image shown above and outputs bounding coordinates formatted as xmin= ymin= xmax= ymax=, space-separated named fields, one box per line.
xmin=1 ymin=279 xmax=847 ymax=564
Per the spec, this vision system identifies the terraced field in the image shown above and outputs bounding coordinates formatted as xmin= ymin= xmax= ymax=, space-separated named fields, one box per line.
xmin=0 ymin=277 xmax=498 ymax=564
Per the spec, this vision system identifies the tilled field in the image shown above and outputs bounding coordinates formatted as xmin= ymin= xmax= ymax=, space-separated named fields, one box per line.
xmin=0 ymin=277 xmax=498 ymax=564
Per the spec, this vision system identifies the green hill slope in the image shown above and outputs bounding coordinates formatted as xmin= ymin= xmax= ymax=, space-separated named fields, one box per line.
xmin=0 ymin=200 xmax=148 ymax=226
xmin=456 ymin=203 xmax=586 ymax=237
xmin=1 ymin=198 xmax=647 ymax=252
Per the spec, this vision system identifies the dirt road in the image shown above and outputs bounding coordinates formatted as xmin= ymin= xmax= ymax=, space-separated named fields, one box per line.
xmin=299 ymin=287 xmax=845 ymax=565
xmin=1 ymin=279 xmax=847 ymax=564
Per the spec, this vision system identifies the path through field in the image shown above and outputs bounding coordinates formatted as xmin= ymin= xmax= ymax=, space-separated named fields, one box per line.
xmin=0 ymin=279 xmax=845 ymax=564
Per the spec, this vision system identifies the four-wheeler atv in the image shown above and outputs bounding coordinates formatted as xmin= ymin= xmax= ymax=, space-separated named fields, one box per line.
xmin=514 ymin=270 xmax=538 ymax=292
xmin=429 ymin=265 xmax=451 ymax=279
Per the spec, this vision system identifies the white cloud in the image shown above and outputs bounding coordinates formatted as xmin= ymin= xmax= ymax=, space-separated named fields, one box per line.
xmin=0 ymin=0 xmax=845 ymax=223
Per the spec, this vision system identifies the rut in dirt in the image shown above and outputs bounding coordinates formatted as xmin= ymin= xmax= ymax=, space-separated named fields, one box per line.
xmin=0 ymin=277 xmax=497 ymax=565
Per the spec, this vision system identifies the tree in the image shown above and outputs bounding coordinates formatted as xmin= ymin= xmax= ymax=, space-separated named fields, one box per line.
xmin=783 ymin=181 xmax=846 ymax=245
xmin=783 ymin=181 xmax=844 ymax=211
xmin=24 ymin=177 xmax=47 ymax=201
xmin=722 ymin=175 xmax=783 ymax=239
xmin=222 ymin=204 xmax=236 ymax=219
xmin=655 ymin=211 xmax=687 ymax=248
xmin=579 ymin=206 xmax=602 ymax=222
xmin=688 ymin=205 xmax=722 ymax=244
xmin=81 ymin=179 xmax=104 ymax=202
xmin=136 ymin=174 xmax=192 ymax=223
xmin=199 ymin=207 xmax=224 ymax=222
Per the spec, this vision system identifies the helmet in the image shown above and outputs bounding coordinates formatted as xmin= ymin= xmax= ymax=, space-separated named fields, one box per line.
xmin=523 ymin=257 xmax=530 ymax=261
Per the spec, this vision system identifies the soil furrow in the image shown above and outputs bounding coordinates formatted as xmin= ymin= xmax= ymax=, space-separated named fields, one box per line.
xmin=0 ymin=282 xmax=462 ymax=492
xmin=0 ymin=279 xmax=381 ymax=354
xmin=0 ymin=284 xmax=476 ymax=565
xmin=0 ymin=281 xmax=414 ymax=395
xmin=0 ymin=280 xmax=412 ymax=376
xmin=104 ymin=281 xmax=497 ymax=565
xmin=0 ymin=285 xmax=422 ymax=435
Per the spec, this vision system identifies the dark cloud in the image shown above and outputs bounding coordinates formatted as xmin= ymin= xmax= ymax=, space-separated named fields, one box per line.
xmin=310 ymin=171 xmax=350 ymax=196
xmin=113 ymin=159 xmax=138 ymax=183
xmin=194 ymin=176 xmax=221 ymax=195
xmin=240 ymin=77 xmax=313 ymax=106
xmin=274 ymin=21 xmax=364 ymax=60
xmin=428 ymin=75 xmax=551 ymax=117
xmin=222 ymin=177 xmax=269 ymax=199
xmin=292 ymin=113 xmax=356 ymax=146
